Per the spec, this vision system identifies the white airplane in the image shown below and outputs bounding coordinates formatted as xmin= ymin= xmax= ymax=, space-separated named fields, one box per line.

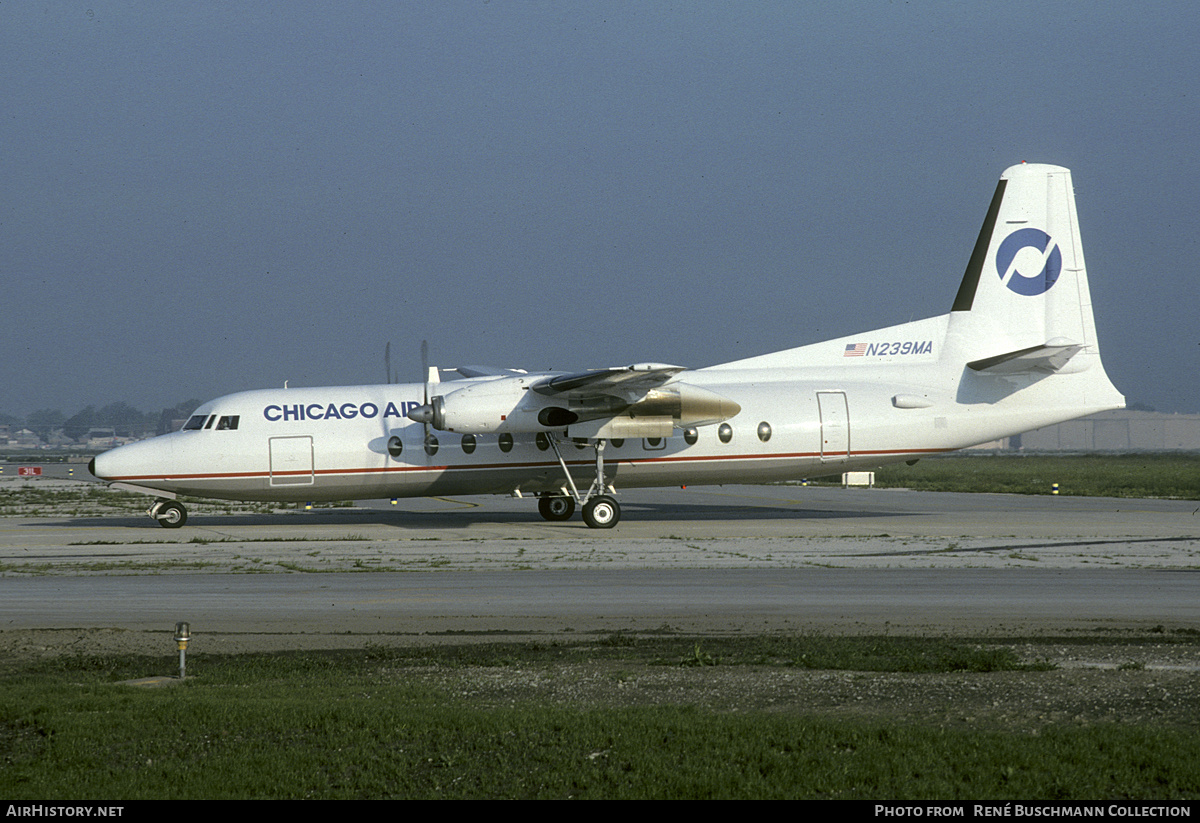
xmin=91 ymin=163 xmax=1124 ymax=529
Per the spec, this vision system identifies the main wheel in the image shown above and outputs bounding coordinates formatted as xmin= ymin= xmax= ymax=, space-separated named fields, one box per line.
xmin=538 ymin=496 xmax=575 ymax=521
xmin=582 ymin=495 xmax=620 ymax=529
xmin=156 ymin=500 xmax=187 ymax=529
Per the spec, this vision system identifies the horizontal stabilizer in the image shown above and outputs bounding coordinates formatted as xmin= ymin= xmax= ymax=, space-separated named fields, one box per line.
xmin=967 ymin=339 xmax=1083 ymax=374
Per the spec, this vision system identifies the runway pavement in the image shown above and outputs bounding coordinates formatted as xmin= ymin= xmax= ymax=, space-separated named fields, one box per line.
xmin=1 ymin=482 xmax=1197 ymax=644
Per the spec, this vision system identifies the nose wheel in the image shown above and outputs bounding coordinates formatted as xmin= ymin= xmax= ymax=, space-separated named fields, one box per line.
xmin=150 ymin=499 xmax=188 ymax=528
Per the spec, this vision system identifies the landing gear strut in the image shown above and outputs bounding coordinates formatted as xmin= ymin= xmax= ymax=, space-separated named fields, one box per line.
xmin=150 ymin=498 xmax=188 ymax=529
xmin=544 ymin=436 xmax=621 ymax=529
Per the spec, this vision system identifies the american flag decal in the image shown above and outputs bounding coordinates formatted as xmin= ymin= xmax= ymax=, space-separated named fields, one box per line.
xmin=844 ymin=343 xmax=866 ymax=357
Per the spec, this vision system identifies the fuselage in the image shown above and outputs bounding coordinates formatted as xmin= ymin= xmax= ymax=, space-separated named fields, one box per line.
xmin=89 ymin=355 xmax=1110 ymax=504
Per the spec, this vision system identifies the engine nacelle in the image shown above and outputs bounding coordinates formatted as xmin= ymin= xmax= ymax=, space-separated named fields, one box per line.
xmin=407 ymin=377 xmax=530 ymax=433
xmin=407 ymin=377 xmax=741 ymax=435
xmin=631 ymin=384 xmax=742 ymax=427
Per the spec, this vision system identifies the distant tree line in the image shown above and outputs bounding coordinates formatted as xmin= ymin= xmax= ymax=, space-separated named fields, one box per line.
xmin=1 ymin=400 xmax=202 ymax=443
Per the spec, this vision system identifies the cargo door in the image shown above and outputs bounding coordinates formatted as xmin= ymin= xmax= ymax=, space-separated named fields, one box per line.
xmin=817 ymin=391 xmax=849 ymax=462
xmin=269 ymin=436 xmax=314 ymax=486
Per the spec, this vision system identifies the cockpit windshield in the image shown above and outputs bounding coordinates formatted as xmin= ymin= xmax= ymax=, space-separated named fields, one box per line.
xmin=182 ymin=415 xmax=208 ymax=430
xmin=181 ymin=414 xmax=240 ymax=431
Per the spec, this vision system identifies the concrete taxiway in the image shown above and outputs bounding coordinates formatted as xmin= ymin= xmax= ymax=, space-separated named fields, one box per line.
xmin=1 ymin=483 xmax=1197 ymax=644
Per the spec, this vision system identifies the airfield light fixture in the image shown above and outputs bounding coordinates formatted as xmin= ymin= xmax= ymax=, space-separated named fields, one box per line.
xmin=174 ymin=622 xmax=191 ymax=679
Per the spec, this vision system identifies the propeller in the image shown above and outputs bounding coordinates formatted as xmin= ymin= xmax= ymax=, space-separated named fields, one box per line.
xmin=421 ymin=339 xmax=428 ymax=405
xmin=407 ymin=340 xmax=443 ymax=453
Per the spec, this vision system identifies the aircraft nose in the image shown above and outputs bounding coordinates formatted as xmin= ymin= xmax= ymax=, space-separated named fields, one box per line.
xmin=90 ymin=451 xmax=114 ymax=480
xmin=89 ymin=448 xmax=126 ymax=481
xmin=89 ymin=436 xmax=180 ymax=485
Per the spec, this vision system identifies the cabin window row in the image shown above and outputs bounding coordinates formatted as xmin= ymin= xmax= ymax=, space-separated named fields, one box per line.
xmin=684 ymin=422 xmax=771 ymax=445
xmin=385 ymin=421 xmax=773 ymax=458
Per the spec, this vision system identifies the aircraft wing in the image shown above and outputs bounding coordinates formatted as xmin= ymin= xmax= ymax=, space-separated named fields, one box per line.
xmin=532 ymin=363 xmax=686 ymax=397
xmin=445 ymin=366 xmax=530 ymax=379
xmin=530 ymin=362 xmax=739 ymax=441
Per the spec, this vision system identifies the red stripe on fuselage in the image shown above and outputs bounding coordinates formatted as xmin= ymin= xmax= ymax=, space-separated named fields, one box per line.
xmin=100 ymin=446 xmax=951 ymax=484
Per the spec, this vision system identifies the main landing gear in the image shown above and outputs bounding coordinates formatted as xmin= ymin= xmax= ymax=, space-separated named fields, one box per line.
xmin=150 ymin=498 xmax=188 ymax=528
xmin=539 ymin=492 xmax=622 ymax=529
xmin=539 ymin=437 xmax=622 ymax=529
xmin=581 ymin=495 xmax=620 ymax=529
xmin=537 ymin=495 xmax=575 ymax=521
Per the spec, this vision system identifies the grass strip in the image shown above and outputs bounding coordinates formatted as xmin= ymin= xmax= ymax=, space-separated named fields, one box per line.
xmin=2 ymin=636 xmax=1197 ymax=799
xmin=813 ymin=453 xmax=1200 ymax=499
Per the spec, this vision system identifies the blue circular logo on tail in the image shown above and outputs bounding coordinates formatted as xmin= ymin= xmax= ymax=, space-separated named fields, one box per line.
xmin=995 ymin=228 xmax=1062 ymax=295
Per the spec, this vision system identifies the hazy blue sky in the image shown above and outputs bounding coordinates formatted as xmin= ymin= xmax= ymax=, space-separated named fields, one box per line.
xmin=3 ymin=2 xmax=1198 ymax=418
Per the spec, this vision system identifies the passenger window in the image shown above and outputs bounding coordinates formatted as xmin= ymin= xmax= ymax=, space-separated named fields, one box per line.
xmin=498 ymin=433 xmax=514 ymax=453
xmin=643 ymin=437 xmax=665 ymax=451
xmin=461 ymin=434 xmax=477 ymax=455
xmin=718 ymin=423 xmax=733 ymax=444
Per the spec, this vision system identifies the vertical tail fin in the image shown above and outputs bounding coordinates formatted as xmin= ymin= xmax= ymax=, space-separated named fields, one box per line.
xmin=946 ymin=163 xmax=1123 ymax=410
xmin=949 ymin=164 xmax=1100 ymax=369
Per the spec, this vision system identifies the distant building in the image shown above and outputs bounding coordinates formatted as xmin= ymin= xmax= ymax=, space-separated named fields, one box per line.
xmin=2 ymin=427 xmax=42 ymax=448
xmin=44 ymin=429 xmax=74 ymax=448
xmin=965 ymin=410 xmax=1200 ymax=452
xmin=85 ymin=427 xmax=117 ymax=449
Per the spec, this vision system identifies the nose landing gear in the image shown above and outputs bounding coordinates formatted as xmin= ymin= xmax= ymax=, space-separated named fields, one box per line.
xmin=150 ymin=498 xmax=188 ymax=528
